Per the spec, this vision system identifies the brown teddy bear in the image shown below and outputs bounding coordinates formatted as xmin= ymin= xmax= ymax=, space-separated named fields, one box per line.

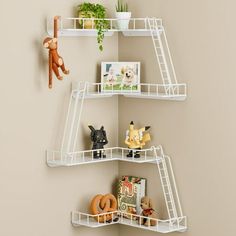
xmin=139 ymin=196 xmax=158 ymax=226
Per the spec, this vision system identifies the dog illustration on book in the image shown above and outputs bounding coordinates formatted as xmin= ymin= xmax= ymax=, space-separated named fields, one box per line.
xmin=120 ymin=65 xmax=137 ymax=89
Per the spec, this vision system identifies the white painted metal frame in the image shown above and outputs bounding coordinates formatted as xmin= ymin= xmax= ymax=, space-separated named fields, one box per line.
xmin=148 ymin=18 xmax=178 ymax=95
xmin=47 ymin=16 xmax=186 ymax=97
xmin=73 ymin=81 xmax=186 ymax=100
xmin=47 ymin=146 xmax=163 ymax=167
xmin=70 ymin=149 xmax=187 ymax=234
xmin=47 ymin=144 xmax=187 ymax=233
xmin=58 ymin=80 xmax=185 ymax=157
xmin=46 ymin=16 xmax=187 ymax=234
xmin=72 ymin=211 xmax=187 ymax=233
xmin=47 ymin=17 xmax=163 ymax=37
xmin=61 ymin=83 xmax=86 ymax=153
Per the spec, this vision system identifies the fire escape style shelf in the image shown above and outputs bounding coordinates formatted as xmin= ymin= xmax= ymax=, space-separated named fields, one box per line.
xmin=69 ymin=148 xmax=187 ymax=233
xmin=46 ymin=16 xmax=187 ymax=234
xmin=47 ymin=146 xmax=162 ymax=167
xmin=47 ymin=17 xmax=187 ymax=100
xmin=47 ymin=17 xmax=163 ymax=37
xmin=72 ymin=211 xmax=187 ymax=233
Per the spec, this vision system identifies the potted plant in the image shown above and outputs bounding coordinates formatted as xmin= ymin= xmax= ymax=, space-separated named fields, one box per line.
xmin=76 ymin=2 xmax=109 ymax=51
xmin=115 ymin=0 xmax=131 ymax=30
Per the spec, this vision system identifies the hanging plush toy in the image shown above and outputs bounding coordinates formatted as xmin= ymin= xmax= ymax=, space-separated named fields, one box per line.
xmin=43 ymin=16 xmax=69 ymax=89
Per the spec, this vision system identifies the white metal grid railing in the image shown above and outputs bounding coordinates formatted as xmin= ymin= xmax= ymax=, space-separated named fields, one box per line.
xmin=47 ymin=146 xmax=163 ymax=165
xmin=72 ymin=211 xmax=120 ymax=226
xmin=148 ymin=18 xmax=179 ymax=95
xmin=72 ymin=211 xmax=187 ymax=233
xmin=47 ymin=17 xmax=163 ymax=32
xmin=73 ymin=81 xmax=186 ymax=98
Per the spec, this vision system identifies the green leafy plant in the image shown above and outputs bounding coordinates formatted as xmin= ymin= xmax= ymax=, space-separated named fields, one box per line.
xmin=116 ymin=0 xmax=128 ymax=12
xmin=76 ymin=2 xmax=109 ymax=51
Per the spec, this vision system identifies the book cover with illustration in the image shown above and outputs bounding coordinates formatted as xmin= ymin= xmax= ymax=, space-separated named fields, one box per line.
xmin=117 ymin=175 xmax=146 ymax=218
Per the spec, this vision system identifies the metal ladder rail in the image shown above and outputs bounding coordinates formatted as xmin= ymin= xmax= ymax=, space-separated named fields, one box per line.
xmin=154 ymin=147 xmax=173 ymax=219
xmin=154 ymin=147 xmax=178 ymax=220
xmin=160 ymin=158 xmax=178 ymax=220
xmin=153 ymin=20 xmax=173 ymax=88
xmin=61 ymin=82 xmax=86 ymax=153
xmin=165 ymin=155 xmax=183 ymax=218
xmin=160 ymin=22 xmax=178 ymax=85
xmin=61 ymin=90 xmax=74 ymax=152
xmin=71 ymin=83 xmax=86 ymax=153
xmin=148 ymin=18 xmax=172 ymax=95
xmin=154 ymin=19 xmax=178 ymax=95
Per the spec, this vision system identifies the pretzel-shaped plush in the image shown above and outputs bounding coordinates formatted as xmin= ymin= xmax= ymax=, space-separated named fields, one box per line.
xmin=90 ymin=194 xmax=117 ymax=223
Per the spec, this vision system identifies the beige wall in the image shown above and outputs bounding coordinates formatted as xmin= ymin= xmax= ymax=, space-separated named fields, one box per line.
xmin=119 ymin=0 xmax=236 ymax=236
xmin=1 ymin=0 xmax=236 ymax=236
xmin=0 ymin=0 xmax=119 ymax=236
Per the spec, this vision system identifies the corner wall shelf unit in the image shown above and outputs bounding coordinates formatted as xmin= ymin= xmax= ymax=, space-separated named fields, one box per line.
xmin=68 ymin=149 xmax=187 ymax=233
xmin=47 ymin=17 xmax=187 ymax=95
xmin=46 ymin=15 xmax=187 ymax=234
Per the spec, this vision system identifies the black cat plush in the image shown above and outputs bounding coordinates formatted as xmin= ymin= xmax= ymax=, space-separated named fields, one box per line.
xmin=88 ymin=125 xmax=108 ymax=158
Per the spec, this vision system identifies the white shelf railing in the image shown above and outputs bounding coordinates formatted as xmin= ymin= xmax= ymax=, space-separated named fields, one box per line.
xmin=47 ymin=17 xmax=163 ymax=37
xmin=72 ymin=81 xmax=187 ymax=100
xmin=47 ymin=146 xmax=163 ymax=167
xmin=72 ymin=210 xmax=187 ymax=233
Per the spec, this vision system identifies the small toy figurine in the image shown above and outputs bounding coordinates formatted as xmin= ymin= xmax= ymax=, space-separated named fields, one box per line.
xmin=139 ymin=196 xmax=158 ymax=226
xmin=125 ymin=121 xmax=151 ymax=158
xmin=88 ymin=125 xmax=108 ymax=158
xmin=43 ymin=16 xmax=69 ymax=89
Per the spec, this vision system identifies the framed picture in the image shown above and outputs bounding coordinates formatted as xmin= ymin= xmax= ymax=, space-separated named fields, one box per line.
xmin=101 ymin=62 xmax=141 ymax=93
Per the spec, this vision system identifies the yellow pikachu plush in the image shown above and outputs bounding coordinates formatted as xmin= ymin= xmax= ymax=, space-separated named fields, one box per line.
xmin=125 ymin=121 xmax=151 ymax=158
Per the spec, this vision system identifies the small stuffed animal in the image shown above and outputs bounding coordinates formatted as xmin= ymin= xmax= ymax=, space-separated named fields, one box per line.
xmin=139 ymin=196 xmax=158 ymax=226
xmin=88 ymin=125 xmax=108 ymax=158
xmin=43 ymin=16 xmax=69 ymax=89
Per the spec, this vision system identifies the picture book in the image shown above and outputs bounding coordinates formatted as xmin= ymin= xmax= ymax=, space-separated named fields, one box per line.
xmin=117 ymin=175 xmax=146 ymax=218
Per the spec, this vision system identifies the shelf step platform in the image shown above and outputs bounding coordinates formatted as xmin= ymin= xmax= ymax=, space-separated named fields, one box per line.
xmin=47 ymin=146 xmax=163 ymax=167
xmin=73 ymin=82 xmax=187 ymax=101
xmin=72 ymin=211 xmax=187 ymax=233
xmin=47 ymin=17 xmax=163 ymax=37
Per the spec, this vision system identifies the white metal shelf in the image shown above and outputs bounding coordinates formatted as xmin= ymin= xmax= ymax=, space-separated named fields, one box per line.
xmin=46 ymin=146 xmax=162 ymax=167
xmin=67 ymin=149 xmax=187 ymax=234
xmin=72 ymin=81 xmax=187 ymax=101
xmin=47 ymin=17 xmax=163 ymax=37
xmin=47 ymin=16 xmax=186 ymax=99
xmin=46 ymin=15 xmax=187 ymax=234
xmin=72 ymin=211 xmax=187 ymax=233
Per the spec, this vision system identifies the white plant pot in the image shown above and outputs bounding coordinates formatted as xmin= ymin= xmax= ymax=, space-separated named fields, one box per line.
xmin=115 ymin=12 xmax=131 ymax=30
